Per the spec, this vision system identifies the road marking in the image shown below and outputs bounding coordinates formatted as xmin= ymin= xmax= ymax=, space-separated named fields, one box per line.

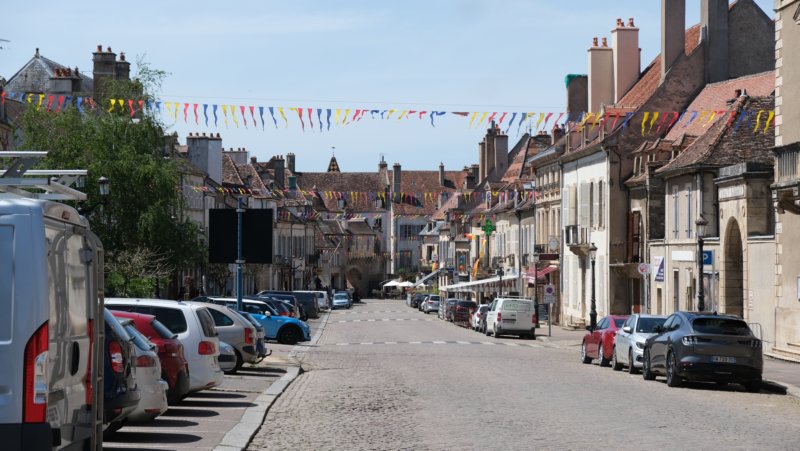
xmin=505 ymin=342 xmax=520 ymax=347
xmin=456 ymin=341 xmax=471 ymax=344
xmin=385 ymin=341 xmax=397 ymax=345
xmin=480 ymin=342 xmax=496 ymax=345
xmin=367 ymin=319 xmax=375 ymax=322
xmin=409 ymin=341 xmax=422 ymax=344
xmin=432 ymin=341 xmax=446 ymax=344
xmin=361 ymin=342 xmax=374 ymax=345
xmin=336 ymin=343 xmax=349 ymax=346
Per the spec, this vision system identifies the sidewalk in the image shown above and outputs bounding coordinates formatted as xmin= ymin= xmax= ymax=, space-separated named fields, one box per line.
xmin=537 ymin=325 xmax=800 ymax=397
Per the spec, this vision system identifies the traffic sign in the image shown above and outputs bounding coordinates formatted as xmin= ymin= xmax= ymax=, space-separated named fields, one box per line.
xmin=544 ymin=284 xmax=555 ymax=296
xmin=702 ymin=250 xmax=713 ymax=265
xmin=637 ymin=263 xmax=650 ymax=276
xmin=548 ymin=237 xmax=559 ymax=251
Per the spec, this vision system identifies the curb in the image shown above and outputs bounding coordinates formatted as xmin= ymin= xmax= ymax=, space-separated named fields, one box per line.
xmin=213 ymin=311 xmax=330 ymax=451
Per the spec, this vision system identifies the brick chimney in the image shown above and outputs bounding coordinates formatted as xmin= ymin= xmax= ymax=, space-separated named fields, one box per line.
xmin=92 ymin=45 xmax=116 ymax=100
xmin=286 ymin=152 xmax=296 ymax=173
xmin=187 ymin=132 xmax=223 ymax=184
xmin=470 ymin=164 xmax=479 ymax=183
xmin=701 ymin=0 xmax=729 ymax=83
xmin=464 ymin=167 xmax=476 ymax=190
xmin=551 ymin=125 xmax=566 ymax=145
xmin=439 ymin=162 xmax=445 ymax=187
xmin=493 ymin=126 xmax=509 ymax=180
xmin=566 ymin=74 xmax=588 ymax=115
xmin=49 ymin=68 xmax=73 ymax=95
xmin=392 ymin=163 xmax=402 ymax=196
xmin=271 ymin=156 xmax=285 ymax=190
xmin=115 ymin=52 xmax=130 ymax=81
xmin=661 ymin=0 xmax=686 ymax=79
xmin=612 ymin=18 xmax=640 ymax=102
xmin=588 ymin=36 xmax=614 ymax=112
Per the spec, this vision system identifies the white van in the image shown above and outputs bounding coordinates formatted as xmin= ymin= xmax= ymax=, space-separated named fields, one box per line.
xmin=105 ymin=298 xmax=224 ymax=393
xmin=296 ymin=290 xmax=330 ymax=311
xmin=484 ymin=297 xmax=538 ymax=339
xmin=0 ymin=198 xmax=105 ymax=450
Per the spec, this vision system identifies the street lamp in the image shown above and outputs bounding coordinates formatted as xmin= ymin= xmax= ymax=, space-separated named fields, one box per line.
xmin=78 ymin=176 xmax=110 ymax=215
xmin=589 ymin=242 xmax=598 ymax=330
xmin=695 ymin=215 xmax=708 ymax=312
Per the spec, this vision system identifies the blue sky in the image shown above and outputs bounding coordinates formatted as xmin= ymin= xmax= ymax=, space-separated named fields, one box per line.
xmin=1 ymin=0 xmax=774 ymax=172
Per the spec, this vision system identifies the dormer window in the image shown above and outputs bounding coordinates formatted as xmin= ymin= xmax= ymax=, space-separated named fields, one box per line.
xmin=634 ymin=156 xmax=641 ymax=175
xmin=338 ymin=199 xmax=346 ymax=209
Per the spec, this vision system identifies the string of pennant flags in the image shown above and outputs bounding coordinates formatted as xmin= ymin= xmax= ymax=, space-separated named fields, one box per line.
xmin=1 ymin=90 xmax=776 ymax=135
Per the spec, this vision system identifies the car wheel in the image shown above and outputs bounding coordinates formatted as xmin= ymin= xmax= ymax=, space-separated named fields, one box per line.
xmin=642 ymin=349 xmax=656 ymax=381
xmin=278 ymin=326 xmax=300 ymax=345
xmin=611 ymin=346 xmax=623 ymax=371
xmin=598 ymin=343 xmax=610 ymax=367
xmin=580 ymin=341 xmax=592 ymax=364
xmin=666 ymin=351 xmax=682 ymax=387
xmin=492 ymin=325 xmax=499 ymax=338
xmin=627 ymin=349 xmax=638 ymax=374
xmin=225 ymin=350 xmax=242 ymax=375
xmin=744 ymin=378 xmax=762 ymax=393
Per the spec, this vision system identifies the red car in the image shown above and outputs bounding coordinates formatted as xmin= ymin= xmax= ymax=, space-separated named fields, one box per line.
xmin=112 ymin=311 xmax=191 ymax=404
xmin=581 ymin=315 xmax=629 ymax=367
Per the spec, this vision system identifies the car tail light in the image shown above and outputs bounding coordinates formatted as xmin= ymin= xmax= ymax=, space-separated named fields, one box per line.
xmin=136 ymin=354 xmax=158 ymax=367
xmin=532 ymin=313 xmax=537 ymax=324
xmin=245 ymin=328 xmax=254 ymax=345
xmin=85 ymin=319 xmax=93 ymax=406
xmin=23 ymin=321 xmax=49 ymax=423
xmin=743 ymin=339 xmax=762 ymax=348
xmin=108 ymin=340 xmax=124 ymax=374
xmin=497 ymin=312 xmax=502 ymax=322
xmin=198 ymin=341 xmax=216 ymax=355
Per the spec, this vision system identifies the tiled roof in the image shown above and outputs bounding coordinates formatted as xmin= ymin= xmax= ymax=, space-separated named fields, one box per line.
xmin=4 ymin=52 xmax=94 ymax=95
xmin=616 ymin=24 xmax=702 ymax=109
xmin=296 ymin=171 xmax=386 ymax=212
xmin=389 ymin=169 xmax=467 ymax=216
xmin=346 ymin=219 xmax=376 ymax=235
xmin=656 ymin=95 xmax=775 ymax=175
xmin=501 ymin=134 xmax=531 ymax=182
xmin=663 ymin=71 xmax=774 ymax=141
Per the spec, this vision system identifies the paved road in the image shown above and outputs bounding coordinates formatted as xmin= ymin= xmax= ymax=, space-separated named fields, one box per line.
xmin=249 ymin=299 xmax=800 ymax=450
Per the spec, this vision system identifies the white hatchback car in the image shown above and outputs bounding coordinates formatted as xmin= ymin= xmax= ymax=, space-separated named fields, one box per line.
xmin=106 ymin=299 xmax=224 ymax=393
xmin=484 ymin=297 xmax=537 ymax=339
xmin=118 ymin=319 xmax=169 ymax=422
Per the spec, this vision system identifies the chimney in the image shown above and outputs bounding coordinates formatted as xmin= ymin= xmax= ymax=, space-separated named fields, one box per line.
xmin=187 ymin=133 xmax=223 ymax=184
xmin=484 ymin=124 xmax=498 ymax=180
xmin=392 ymin=163 xmax=402 ymax=195
xmin=588 ymin=36 xmax=614 ymax=112
xmin=286 ymin=152 xmax=296 ymax=173
xmin=288 ymin=175 xmax=298 ymax=190
xmin=552 ymin=125 xmax=566 ymax=145
xmin=565 ymin=74 xmax=589 ymax=115
xmin=701 ymin=0 xmax=729 ymax=83
xmin=49 ymin=68 xmax=73 ymax=95
xmin=378 ymin=155 xmax=388 ymax=172
xmin=439 ymin=162 xmax=445 ymax=187
xmin=493 ymin=130 xmax=509 ymax=179
xmin=470 ymin=164 xmax=479 ymax=182
xmin=115 ymin=52 xmax=130 ymax=81
xmin=92 ymin=45 xmax=117 ymax=100
xmin=612 ymin=17 xmax=640 ymax=102
xmin=250 ymin=156 xmax=257 ymax=164
xmin=272 ymin=156 xmax=285 ymax=190
xmin=661 ymin=0 xmax=686 ymax=79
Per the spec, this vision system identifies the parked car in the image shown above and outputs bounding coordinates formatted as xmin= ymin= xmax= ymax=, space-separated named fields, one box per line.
xmin=420 ymin=294 xmax=440 ymax=311
xmin=471 ymin=305 xmax=491 ymax=331
xmin=485 ymin=298 xmax=538 ymax=339
xmin=0 ymin=198 xmax=106 ymax=450
xmin=198 ymin=297 xmax=311 ymax=345
xmin=642 ymin=312 xmax=763 ymax=392
xmin=217 ymin=342 xmax=237 ymax=373
xmin=580 ymin=315 xmax=628 ymax=366
xmin=423 ymin=299 xmax=440 ymax=314
xmin=111 ymin=311 xmax=191 ymax=404
xmin=102 ymin=309 xmax=141 ymax=435
xmin=411 ymin=294 xmax=427 ymax=309
xmin=238 ymin=311 xmax=269 ymax=358
xmin=186 ymin=301 xmax=259 ymax=374
xmin=611 ymin=314 xmax=667 ymax=373
xmin=258 ymin=291 xmax=314 ymax=320
xmin=296 ymin=290 xmax=330 ymax=312
xmin=453 ymin=300 xmax=478 ymax=326
xmin=258 ymin=296 xmax=295 ymax=317
xmin=105 ymin=298 xmax=224 ymax=394
xmin=118 ymin=319 xmax=169 ymax=422
xmin=332 ymin=291 xmax=352 ymax=309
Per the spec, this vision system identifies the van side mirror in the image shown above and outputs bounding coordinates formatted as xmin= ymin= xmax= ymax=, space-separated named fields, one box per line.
xmin=622 ymin=326 xmax=632 ymax=333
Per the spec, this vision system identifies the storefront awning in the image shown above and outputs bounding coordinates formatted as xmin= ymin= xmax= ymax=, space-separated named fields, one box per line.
xmin=441 ymin=269 xmax=519 ymax=293
xmin=414 ymin=271 xmax=439 ymax=287
xmin=524 ymin=265 xmax=558 ymax=283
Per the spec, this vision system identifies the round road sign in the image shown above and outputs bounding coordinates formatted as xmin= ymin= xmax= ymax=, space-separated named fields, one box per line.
xmin=637 ymin=263 xmax=651 ymax=275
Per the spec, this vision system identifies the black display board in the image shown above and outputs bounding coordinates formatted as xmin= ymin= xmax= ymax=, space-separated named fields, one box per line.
xmin=208 ymin=208 xmax=273 ymax=264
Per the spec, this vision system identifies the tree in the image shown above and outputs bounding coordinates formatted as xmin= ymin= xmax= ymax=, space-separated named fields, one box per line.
xmin=17 ymin=60 xmax=204 ymax=296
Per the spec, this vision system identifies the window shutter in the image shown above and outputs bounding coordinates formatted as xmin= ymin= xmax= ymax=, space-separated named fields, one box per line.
xmin=579 ymin=183 xmax=589 ymax=227
xmin=567 ymin=185 xmax=577 ymax=226
xmin=592 ymin=181 xmax=600 ymax=228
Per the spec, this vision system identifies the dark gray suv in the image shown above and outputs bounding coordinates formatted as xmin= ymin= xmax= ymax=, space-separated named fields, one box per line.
xmin=642 ymin=312 xmax=762 ymax=392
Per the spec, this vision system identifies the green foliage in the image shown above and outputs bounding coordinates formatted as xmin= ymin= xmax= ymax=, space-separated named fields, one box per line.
xmin=16 ymin=61 xmax=204 ymax=296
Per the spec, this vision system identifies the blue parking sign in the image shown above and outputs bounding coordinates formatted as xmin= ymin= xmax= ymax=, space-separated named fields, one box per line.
xmin=702 ymin=250 xmax=713 ymax=265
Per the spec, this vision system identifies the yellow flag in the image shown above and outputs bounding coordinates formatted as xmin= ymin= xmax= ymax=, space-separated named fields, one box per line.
xmin=343 ymin=109 xmax=351 ymax=125
xmin=641 ymin=112 xmax=649 ymax=136
xmin=764 ymin=110 xmax=775 ymax=133
xmin=230 ymin=105 xmax=239 ymax=128
xmin=698 ymin=111 xmax=708 ymax=128
xmin=108 ymin=99 xmax=116 ymax=113
xmin=335 ymin=109 xmax=342 ymax=125
xmin=753 ymin=110 xmax=764 ymax=133
xmin=468 ymin=112 xmax=478 ymax=128
xmin=398 ymin=110 xmax=408 ymax=120
xmin=278 ymin=107 xmax=288 ymax=127
xmin=536 ymin=112 xmax=545 ymax=130
xmin=386 ymin=109 xmax=397 ymax=120
xmin=37 ymin=94 xmax=44 ymax=111
xmin=648 ymin=112 xmax=659 ymax=132
xmin=222 ymin=105 xmax=229 ymax=127
xmin=477 ymin=112 xmax=488 ymax=127
xmin=705 ymin=111 xmax=717 ymax=127
xmin=166 ymin=102 xmax=173 ymax=117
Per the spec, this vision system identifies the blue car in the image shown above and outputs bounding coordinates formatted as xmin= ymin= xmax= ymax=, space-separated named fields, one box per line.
xmin=193 ymin=297 xmax=311 ymax=345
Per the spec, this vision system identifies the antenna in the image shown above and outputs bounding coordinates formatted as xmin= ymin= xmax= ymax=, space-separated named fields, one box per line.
xmin=0 ymin=38 xmax=9 ymax=50
xmin=331 ymin=146 xmax=335 ymax=157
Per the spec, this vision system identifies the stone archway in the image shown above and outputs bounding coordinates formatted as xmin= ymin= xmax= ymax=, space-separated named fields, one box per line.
xmin=723 ymin=219 xmax=744 ymax=317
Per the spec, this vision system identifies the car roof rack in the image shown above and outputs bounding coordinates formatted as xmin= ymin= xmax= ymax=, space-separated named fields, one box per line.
xmin=0 ymin=151 xmax=87 ymax=201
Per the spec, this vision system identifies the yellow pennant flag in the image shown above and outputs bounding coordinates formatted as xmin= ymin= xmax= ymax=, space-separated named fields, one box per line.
xmin=230 ymin=105 xmax=239 ymax=128
xmin=640 ymin=112 xmax=649 ymax=136
xmin=468 ymin=112 xmax=478 ymax=128
xmin=398 ymin=110 xmax=408 ymax=120
xmin=222 ymin=105 xmax=229 ymax=127
xmin=174 ymin=102 xmax=180 ymax=121
xmin=26 ymin=93 xmax=33 ymax=103
xmin=764 ymin=110 xmax=775 ymax=133
xmin=648 ymin=112 xmax=659 ymax=132
xmin=386 ymin=109 xmax=397 ymax=120
xmin=278 ymin=107 xmax=288 ymax=127
xmin=343 ymin=109 xmax=351 ymax=125
xmin=37 ymin=94 xmax=45 ymax=111
xmin=753 ymin=110 xmax=764 ymax=133
xmin=166 ymin=102 xmax=173 ymax=118
xmin=477 ymin=112 xmax=488 ymax=127
xmin=705 ymin=111 xmax=717 ymax=127
xmin=536 ymin=112 xmax=545 ymax=130
xmin=108 ymin=98 xmax=116 ymax=113
xmin=579 ymin=112 xmax=594 ymax=131
xmin=334 ymin=109 xmax=342 ymax=125
xmin=698 ymin=110 xmax=708 ymax=127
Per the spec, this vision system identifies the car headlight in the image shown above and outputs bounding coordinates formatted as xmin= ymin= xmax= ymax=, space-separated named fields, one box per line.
xmin=635 ymin=342 xmax=645 ymax=349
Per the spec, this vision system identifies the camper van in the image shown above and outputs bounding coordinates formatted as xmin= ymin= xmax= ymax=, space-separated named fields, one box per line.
xmin=0 ymin=154 xmax=107 ymax=450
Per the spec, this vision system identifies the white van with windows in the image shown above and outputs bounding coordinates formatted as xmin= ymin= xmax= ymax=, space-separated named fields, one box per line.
xmin=484 ymin=297 xmax=538 ymax=339
xmin=0 ymin=197 xmax=105 ymax=450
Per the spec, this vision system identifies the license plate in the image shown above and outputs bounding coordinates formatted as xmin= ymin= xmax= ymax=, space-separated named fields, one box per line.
xmin=711 ymin=356 xmax=736 ymax=364
xmin=502 ymin=319 xmax=516 ymax=323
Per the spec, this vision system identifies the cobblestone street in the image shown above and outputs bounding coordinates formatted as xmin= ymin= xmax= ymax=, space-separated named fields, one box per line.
xmin=249 ymin=300 xmax=800 ymax=450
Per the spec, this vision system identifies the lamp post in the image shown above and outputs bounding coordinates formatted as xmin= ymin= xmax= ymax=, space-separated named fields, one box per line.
xmin=589 ymin=242 xmax=597 ymax=330
xmin=78 ymin=176 xmax=110 ymax=216
xmin=695 ymin=215 xmax=708 ymax=312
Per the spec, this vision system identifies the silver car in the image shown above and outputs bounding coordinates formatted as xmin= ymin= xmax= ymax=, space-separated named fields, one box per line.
xmin=611 ymin=314 xmax=667 ymax=373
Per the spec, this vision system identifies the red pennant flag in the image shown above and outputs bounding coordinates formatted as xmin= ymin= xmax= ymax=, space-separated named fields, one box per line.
xmin=307 ymin=108 xmax=314 ymax=128
xmin=240 ymin=105 xmax=247 ymax=128
xmin=56 ymin=95 xmax=65 ymax=112
xmin=193 ymin=103 xmax=199 ymax=124
xmin=250 ymin=106 xmax=257 ymax=127
xmin=138 ymin=100 xmax=144 ymax=114
xmin=487 ymin=112 xmax=497 ymax=124
xmin=419 ymin=111 xmax=427 ymax=119
xmin=296 ymin=108 xmax=305 ymax=131
xmin=183 ymin=103 xmax=189 ymax=123
xmin=46 ymin=95 xmax=54 ymax=112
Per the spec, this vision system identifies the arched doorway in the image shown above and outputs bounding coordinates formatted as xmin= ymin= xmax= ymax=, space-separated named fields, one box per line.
xmin=723 ymin=219 xmax=744 ymax=317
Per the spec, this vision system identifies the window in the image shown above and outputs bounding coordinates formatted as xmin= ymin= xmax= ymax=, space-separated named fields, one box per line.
xmin=596 ymin=317 xmax=609 ymax=330
xmin=196 ymin=308 xmax=218 ymax=337
xmin=692 ymin=318 xmax=751 ymax=335
xmin=208 ymin=308 xmax=235 ymax=327
xmin=598 ymin=182 xmax=604 ymax=229
xmin=672 ymin=186 xmax=679 ymax=239
xmin=685 ymin=184 xmax=693 ymax=239
xmin=661 ymin=315 xmax=676 ymax=331
xmin=150 ymin=307 xmax=188 ymax=334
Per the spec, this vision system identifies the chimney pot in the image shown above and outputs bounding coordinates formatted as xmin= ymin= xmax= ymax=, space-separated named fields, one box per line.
xmin=35 ymin=48 xmax=40 ymax=57
xmin=202 ymin=132 xmax=206 ymax=137
xmin=75 ymin=67 xmax=79 ymax=75
xmin=740 ymin=89 xmax=748 ymax=97
xmin=97 ymin=45 xmax=102 ymax=52
xmin=602 ymin=37 xmax=608 ymax=47
xmin=216 ymin=133 xmax=220 ymax=138
xmin=107 ymin=47 xmax=112 ymax=52
xmin=617 ymin=18 xmax=624 ymax=27
xmin=251 ymin=156 xmax=257 ymax=164
xmin=628 ymin=17 xmax=635 ymax=27
xmin=119 ymin=52 xmax=125 ymax=61
xmin=593 ymin=37 xmax=598 ymax=47
xmin=734 ymin=89 xmax=742 ymax=98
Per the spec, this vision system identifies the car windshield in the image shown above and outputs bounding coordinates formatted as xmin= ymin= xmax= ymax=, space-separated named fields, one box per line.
xmin=614 ymin=318 xmax=626 ymax=328
xmin=150 ymin=318 xmax=177 ymax=339
xmin=123 ymin=323 xmax=154 ymax=351
xmin=334 ymin=294 xmax=348 ymax=299
xmin=636 ymin=317 xmax=666 ymax=333
xmin=692 ymin=318 xmax=752 ymax=336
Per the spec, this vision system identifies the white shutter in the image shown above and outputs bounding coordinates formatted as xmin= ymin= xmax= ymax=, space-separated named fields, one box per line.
xmin=592 ymin=181 xmax=600 ymax=228
xmin=567 ymin=185 xmax=577 ymax=226
xmin=579 ymin=182 xmax=589 ymax=227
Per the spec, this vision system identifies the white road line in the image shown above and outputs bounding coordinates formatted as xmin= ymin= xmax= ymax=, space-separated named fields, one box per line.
xmin=432 ymin=341 xmax=446 ymax=344
xmin=381 ymin=318 xmax=390 ymax=321
xmin=505 ymin=343 xmax=520 ymax=347
xmin=361 ymin=342 xmax=374 ymax=345
xmin=456 ymin=341 xmax=471 ymax=344
xmin=385 ymin=341 xmax=398 ymax=345
xmin=367 ymin=319 xmax=375 ymax=322
xmin=409 ymin=341 xmax=422 ymax=344
xmin=335 ymin=343 xmax=349 ymax=346
xmin=480 ymin=342 xmax=496 ymax=345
